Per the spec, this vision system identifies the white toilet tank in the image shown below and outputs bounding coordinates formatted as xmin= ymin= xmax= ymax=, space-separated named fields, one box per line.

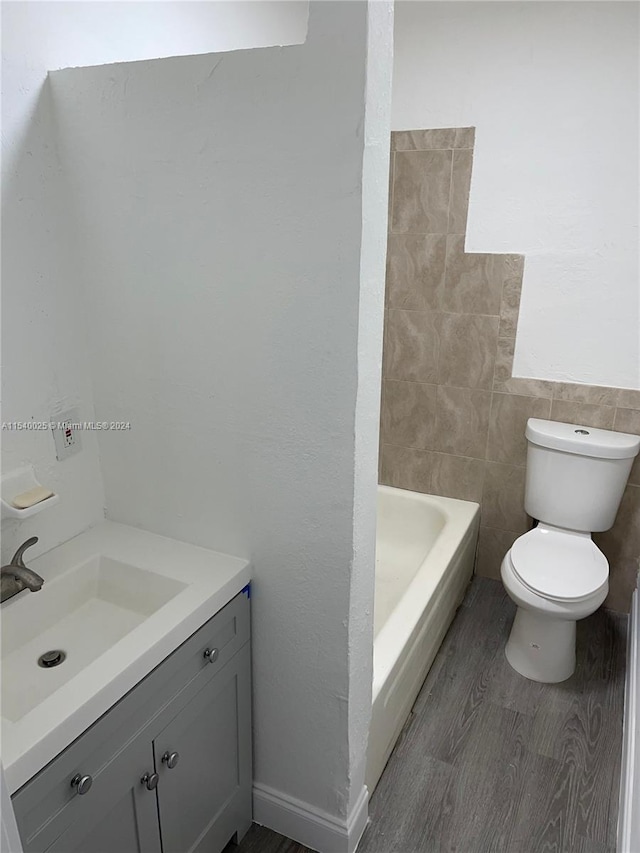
xmin=524 ymin=418 xmax=640 ymax=532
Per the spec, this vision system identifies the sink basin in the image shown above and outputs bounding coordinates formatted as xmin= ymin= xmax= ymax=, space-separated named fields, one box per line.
xmin=1 ymin=520 xmax=250 ymax=795
xmin=1 ymin=556 xmax=186 ymax=721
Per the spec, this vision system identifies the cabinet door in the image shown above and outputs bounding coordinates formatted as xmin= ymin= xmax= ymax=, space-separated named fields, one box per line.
xmin=43 ymin=732 xmax=161 ymax=853
xmin=154 ymin=643 xmax=251 ymax=853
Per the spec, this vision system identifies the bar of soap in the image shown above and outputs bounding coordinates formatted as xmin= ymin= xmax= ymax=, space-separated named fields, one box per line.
xmin=11 ymin=486 xmax=55 ymax=509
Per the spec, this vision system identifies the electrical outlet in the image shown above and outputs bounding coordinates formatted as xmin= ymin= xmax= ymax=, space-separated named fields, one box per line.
xmin=51 ymin=408 xmax=82 ymax=461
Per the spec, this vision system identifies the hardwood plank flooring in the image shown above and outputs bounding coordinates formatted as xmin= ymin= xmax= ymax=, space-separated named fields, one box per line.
xmin=225 ymin=577 xmax=627 ymax=853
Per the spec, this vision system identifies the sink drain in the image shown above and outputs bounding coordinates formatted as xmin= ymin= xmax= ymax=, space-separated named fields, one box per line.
xmin=38 ymin=650 xmax=66 ymax=668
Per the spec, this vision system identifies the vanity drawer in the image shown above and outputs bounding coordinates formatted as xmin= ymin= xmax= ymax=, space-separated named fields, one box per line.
xmin=12 ymin=589 xmax=250 ymax=851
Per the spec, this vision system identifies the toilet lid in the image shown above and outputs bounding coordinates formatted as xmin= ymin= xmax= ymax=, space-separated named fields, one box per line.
xmin=510 ymin=527 xmax=608 ymax=602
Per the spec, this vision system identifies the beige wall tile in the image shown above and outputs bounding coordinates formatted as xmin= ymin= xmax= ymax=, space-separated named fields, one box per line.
xmin=386 ymin=233 xmax=446 ymax=310
xmin=493 ymin=335 xmax=514 ymax=384
xmin=437 ymin=313 xmax=499 ymax=390
xmin=379 ymin=444 xmax=433 ymax=493
xmin=442 ymin=235 xmax=504 ymax=315
xmin=448 ymin=150 xmax=473 ymax=234
xmin=387 ymin=151 xmax=395 ymax=232
xmin=453 ymin=127 xmax=475 ymax=149
xmin=383 ymin=309 xmax=440 ymax=383
xmin=604 ymin=558 xmax=640 ymax=613
xmin=380 ymin=380 xmax=437 ymax=450
xmin=433 ymin=386 xmax=491 ymax=459
xmin=486 ymin=393 xmax=552 ymax=466
xmin=499 ymin=255 xmax=524 ymax=338
xmin=550 ymin=399 xmax=616 ymax=430
xmin=500 ymin=377 xmax=556 ymax=399
xmin=552 ymin=383 xmax=620 ymax=407
xmin=430 ymin=452 xmax=485 ymax=502
xmin=481 ymin=462 xmax=530 ymax=534
xmin=392 ymin=128 xmax=456 ymax=151
xmin=475 ymin=526 xmax=519 ymax=580
xmin=493 ymin=337 xmax=555 ymax=398
xmin=615 ymin=388 xmax=640 ymax=409
xmin=391 ymin=150 xmax=452 ymax=234
xmin=614 ymin=407 xmax=640 ymax=485
xmin=381 ymin=125 xmax=639 ymax=612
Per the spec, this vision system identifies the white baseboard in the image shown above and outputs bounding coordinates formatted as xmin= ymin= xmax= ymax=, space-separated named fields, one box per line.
xmin=253 ymin=782 xmax=369 ymax=853
xmin=618 ymin=587 xmax=639 ymax=852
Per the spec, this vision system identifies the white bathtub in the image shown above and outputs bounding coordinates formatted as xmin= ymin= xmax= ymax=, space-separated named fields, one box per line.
xmin=366 ymin=485 xmax=480 ymax=793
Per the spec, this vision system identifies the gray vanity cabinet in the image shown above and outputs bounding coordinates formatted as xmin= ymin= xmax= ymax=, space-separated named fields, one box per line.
xmin=12 ymin=591 xmax=251 ymax=853
xmin=38 ymin=731 xmax=161 ymax=853
xmin=154 ymin=644 xmax=251 ymax=853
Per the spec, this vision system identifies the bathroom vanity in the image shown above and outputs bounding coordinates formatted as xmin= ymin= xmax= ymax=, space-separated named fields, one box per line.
xmin=1 ymin=523 xmax=252 ymax=853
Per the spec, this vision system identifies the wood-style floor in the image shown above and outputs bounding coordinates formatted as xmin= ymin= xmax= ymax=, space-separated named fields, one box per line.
xmin=226 ymin=577 xmax=627 ymax=853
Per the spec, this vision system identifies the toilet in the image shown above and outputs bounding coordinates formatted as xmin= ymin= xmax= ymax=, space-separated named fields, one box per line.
xmin=501 ymin=418 xmax=640 ymax=683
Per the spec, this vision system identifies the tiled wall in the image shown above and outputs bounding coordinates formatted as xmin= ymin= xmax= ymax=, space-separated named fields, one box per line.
xmin=379 ymin=128 xmax=640 ymax=613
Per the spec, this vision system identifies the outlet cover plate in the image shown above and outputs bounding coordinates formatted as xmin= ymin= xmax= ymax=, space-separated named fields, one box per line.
xmin=51 ymin=408 xmax=82 ymax=461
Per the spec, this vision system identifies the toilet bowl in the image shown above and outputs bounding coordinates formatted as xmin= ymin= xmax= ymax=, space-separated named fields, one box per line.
xmin=501 ymin=418 xmax=639 ymax=683
xmin=501 ymin=525 xmax=608 ymax=682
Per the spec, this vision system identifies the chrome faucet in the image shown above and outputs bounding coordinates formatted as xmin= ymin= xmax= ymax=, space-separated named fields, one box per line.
xmin=1 ymin=537 xmax=45 ymax=603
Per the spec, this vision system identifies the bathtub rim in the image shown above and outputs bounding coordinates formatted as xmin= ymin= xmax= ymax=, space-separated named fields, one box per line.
xmin=373 ymin=486 xmax=480 ymax=700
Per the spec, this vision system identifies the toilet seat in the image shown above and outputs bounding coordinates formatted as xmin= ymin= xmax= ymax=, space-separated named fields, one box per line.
xmin=510 ymin=526 xmax=608 ymax=603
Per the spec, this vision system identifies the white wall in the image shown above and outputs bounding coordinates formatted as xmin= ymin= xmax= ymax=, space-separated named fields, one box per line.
xmin=2 ymin=15 xmax=105 ymax=564
xmin=349 ymin=0 xmax=394 ymax=817
xmin=0 ymin=0 xmax=307 ymax=563
xmin=393 ymin=1 xmax=640 ymax=390
xmin=49 ymin=2 xmax=391 ymax=845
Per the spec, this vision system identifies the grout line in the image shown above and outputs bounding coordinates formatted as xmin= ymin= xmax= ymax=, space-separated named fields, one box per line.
xmin=390 ymin=229 xmax=450 ymax=236
xmin=385 ymin=380 xmax=494 ymax=401
xmin=387 ymin=305 xmax=501 ymax=319
xmin=483 ymin=392 xmax=495 ymax=466
xmin=440 ymin=239 xmax=452 ymax=320
xmin=491 ymin=389 xmax=554 ymax=403
xmin=477 ymin=455 xmax=488 ymax=506
xmin=445 ymin=149 xmax=455 ymax=245
xmin=380 ymin=311 xmax=387 ymax=380
xmin=388 ymin=150 xmax=396 ymax=234
xmin=383 ymin=378 xmax=492 ymax=392
xmin=393 ymin=146 xmax=474 ymax=153
xmin=381 ymin=441 xmax=489 ymax=465
xmin=483 ymin=331 xmax=503 ymax=464
xmin=395 ymin=146 xmax=455 ymax=154
xmin=497 ymin=250 xmax=510 ymax=331
xmin=387 ymin=231 xmax=510 ymax=249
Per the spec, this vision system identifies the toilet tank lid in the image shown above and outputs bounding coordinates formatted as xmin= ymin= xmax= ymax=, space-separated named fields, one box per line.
xmin=526 ymin=418 xmax=640 ymax=460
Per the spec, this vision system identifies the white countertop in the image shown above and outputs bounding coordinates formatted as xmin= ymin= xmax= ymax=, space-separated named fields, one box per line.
xmin=1 ymin=521 xmax=251 ymax=793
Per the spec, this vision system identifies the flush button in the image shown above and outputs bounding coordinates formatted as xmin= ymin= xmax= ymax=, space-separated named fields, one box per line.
xmin=574 ymin=429 xmax=590 ymax=435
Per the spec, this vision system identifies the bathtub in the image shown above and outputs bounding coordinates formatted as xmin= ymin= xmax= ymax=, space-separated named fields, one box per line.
xmin=366 ymin=485 xmax=480 ymax=793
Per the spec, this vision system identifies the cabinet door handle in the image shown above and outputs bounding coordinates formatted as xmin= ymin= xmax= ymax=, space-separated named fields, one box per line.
xmin=162 ymin=751 xmax=179 ymax=770
xmin=70 ymin=773 xmax=93 ymax=795
xmin=203 ymin=647 xmax=219 ymax=664
xmin=141 ymin=772 xmax=159 ymax=790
